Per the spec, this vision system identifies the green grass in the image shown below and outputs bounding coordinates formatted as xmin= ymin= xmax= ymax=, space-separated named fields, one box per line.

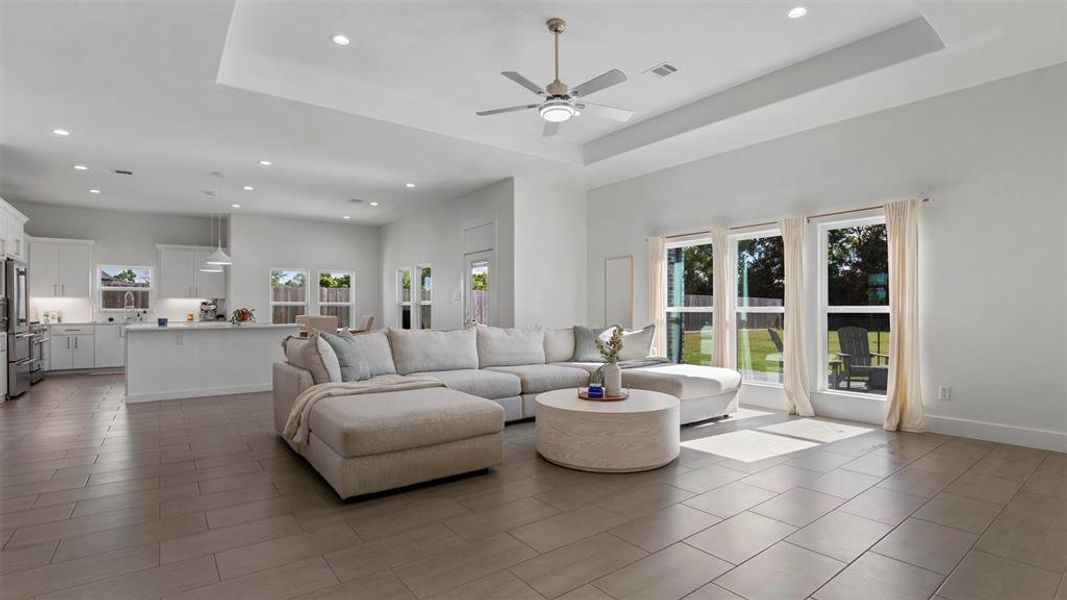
xmin=680 ymin=329 xmax=890 ymax=375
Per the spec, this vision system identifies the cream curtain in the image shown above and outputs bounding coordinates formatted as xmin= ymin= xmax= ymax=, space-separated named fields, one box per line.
xmin=710 ymin=227 xmax=733 ymax=369
xmin=778 ymin=217 xmax=814 ymax=416
xmin=883 ymin=198 xmax=925 ymax=432
xmin=648 ymin=236 xmax=667 ymax=357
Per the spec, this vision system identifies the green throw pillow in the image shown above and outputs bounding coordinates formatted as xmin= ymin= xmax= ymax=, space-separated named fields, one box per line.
xmin=320 ymin=330 xmax=372 ymax=382
xmin=572 ymin=326 xmax=613 ymax=362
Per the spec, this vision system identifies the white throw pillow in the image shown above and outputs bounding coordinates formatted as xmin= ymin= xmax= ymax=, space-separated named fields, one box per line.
xmin=543 ymin=327 xmax=576 ymax=363
xmin=316 ymin=335 xmax=342 ymax=383
xmin=617 ymin=324 xmax=656 ymax=361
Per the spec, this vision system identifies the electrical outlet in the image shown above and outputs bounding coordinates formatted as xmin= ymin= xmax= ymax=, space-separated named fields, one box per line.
xmin=938 ymin=386 xmax=951 ymax=401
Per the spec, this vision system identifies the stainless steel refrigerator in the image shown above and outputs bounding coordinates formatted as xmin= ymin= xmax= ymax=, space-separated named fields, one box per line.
xmin=6 ymin=259 xmax=32 ymax=397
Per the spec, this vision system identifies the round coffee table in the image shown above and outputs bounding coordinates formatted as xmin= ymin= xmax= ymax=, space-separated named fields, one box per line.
xmin=535 ymin=388 xmax=680 ymax=473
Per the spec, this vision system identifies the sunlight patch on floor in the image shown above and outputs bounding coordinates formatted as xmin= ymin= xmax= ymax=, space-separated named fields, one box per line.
xmin=681 ymin=430 xmax=818 ymax=462
xmin=758 ymin=418 xmax=873 ymax=443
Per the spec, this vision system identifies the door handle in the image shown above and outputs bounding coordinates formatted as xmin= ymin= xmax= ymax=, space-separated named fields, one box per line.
xmin=53 ymin=284 xmax=57 ymax=296
xmin=66 ymin=337 xmax=70 ymax=349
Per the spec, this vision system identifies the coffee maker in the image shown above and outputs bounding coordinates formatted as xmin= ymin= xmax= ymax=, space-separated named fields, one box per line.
xmin=199 ymin=299 xmax=226 ymax=321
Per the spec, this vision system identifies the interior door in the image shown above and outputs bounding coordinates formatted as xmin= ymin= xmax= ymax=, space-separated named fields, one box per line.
xmin=463 ymin=251 xmax=493 ymax=327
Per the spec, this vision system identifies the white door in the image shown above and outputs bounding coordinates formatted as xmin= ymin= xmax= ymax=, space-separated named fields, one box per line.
xmin=59 ymin=244 xmax=91 ymax=297
xmin=51 ymin=337 xmax=73 ymax=370
xmin=71 ymin=335 xmax=94 ymax=369
xmin=29 ymin=242 xmax=61 ymax=297
xmin=463 ymin=251 xmax=493 ymax=326
xmin=93 ymin=325 xmax=124 ymax=368
xmin=160 ymin=248 xmax=196 ymax=298
xmin=193 ymin=249 xmax=226 ymax=298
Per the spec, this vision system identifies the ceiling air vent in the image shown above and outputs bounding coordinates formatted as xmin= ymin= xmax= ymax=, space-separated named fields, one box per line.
xmin=644 ymin=62 xmax=679 ymax=79
xmin=112 ymin=169 xmax=134 ymax=176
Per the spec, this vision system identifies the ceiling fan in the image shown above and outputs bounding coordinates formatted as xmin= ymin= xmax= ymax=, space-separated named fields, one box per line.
xmin=476 ymin=18 xmax=633 ymax=137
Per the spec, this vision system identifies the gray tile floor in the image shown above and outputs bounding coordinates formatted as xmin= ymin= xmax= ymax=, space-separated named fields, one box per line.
xmin=1 ymin=374 xmax=1065 ymax=599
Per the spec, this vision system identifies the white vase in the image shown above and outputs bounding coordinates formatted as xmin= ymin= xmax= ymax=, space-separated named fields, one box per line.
xmin=604 ymin=363 xmax=622 ymax=397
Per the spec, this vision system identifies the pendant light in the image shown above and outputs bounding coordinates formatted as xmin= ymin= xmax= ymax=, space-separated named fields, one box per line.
xmin=200 ymin=205 xmax=223 ymax=273
xmin=205 ymin=171 xmax=233 ymax=266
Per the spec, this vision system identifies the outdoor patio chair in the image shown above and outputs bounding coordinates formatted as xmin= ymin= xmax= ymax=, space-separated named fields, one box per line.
xmin=836 ymin=326 xmax=889 ymax=392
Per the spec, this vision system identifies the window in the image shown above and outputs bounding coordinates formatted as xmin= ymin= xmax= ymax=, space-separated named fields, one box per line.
xmin=397 ymin=268 xmax=412 ymax=329
xmin=417 ymin=265 xmax=432 ymax=329
xmin=820 ymin=217 xmax=890 ymax=395
xmin=99 ymin=265 xmax=151 ymax=310
xmin=319 ymin=271 xmax=353 ymax=328
xmin=734 ymin=232 xmax=785 ymax=384
xmin=664 ymin=238 xmax=713 ymax=365
xmin=270 ymin=269 xmax=308 ymax=324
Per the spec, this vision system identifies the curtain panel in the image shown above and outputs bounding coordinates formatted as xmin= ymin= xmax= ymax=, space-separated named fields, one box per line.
xmin=710 ymin=227 xmax=733 ymax=369
xmin=883 ymin=198 xmax=925 ymax=432
xmin=779 ymin=217 xmax=814 ymax=416
xmin=648 ymin=236 xmax=667 ymax=357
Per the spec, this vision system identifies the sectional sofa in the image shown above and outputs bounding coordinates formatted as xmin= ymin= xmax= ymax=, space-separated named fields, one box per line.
xmin=273 ymin=326 xmax=741 ymax=498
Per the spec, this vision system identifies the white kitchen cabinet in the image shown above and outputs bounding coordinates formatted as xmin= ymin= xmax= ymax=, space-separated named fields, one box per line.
xmin=29 ymin=239 xmax=93 ymax=298
xmin=93 ymin=324 xmax=125 ymax=368
xmin=49 ymin=325 xmax=95 ymax=370
xmin=6 ymin=207 xmax=26 ymax=261
xmin=158 ymin=245 xmax=227 ymax=299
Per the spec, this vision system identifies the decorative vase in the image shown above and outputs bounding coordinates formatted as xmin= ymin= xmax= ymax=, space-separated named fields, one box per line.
xmin=604 ymin=363 xmax=622 ymax=397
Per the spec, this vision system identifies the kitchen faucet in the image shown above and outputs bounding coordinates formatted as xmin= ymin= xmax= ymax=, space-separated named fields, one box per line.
xmin=123 ymin=291 xmax=135 ymax=322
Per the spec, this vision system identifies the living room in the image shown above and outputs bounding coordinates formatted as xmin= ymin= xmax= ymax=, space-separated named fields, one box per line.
xmin=1 ymin=2 xmax=1065 ymax=600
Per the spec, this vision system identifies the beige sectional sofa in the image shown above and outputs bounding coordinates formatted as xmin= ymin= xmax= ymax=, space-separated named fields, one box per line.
xmin=273 ymin=325 xmax=741 ymax=498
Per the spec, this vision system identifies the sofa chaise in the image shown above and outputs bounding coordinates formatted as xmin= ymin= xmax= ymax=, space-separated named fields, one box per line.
xmin=273 ymin=325 xmax=741 ymax=498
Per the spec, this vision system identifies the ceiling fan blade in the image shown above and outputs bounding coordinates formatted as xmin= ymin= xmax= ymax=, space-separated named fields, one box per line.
xmin=476 ymin=104 xmax=539 ymax=116
xmin=501 ymin=71 xmax=545 ymax=96
xmin=542 ymin=121 xmax=560 ymax=137
xmin=571 ymin=69 xmax=627 ymax=97
xmin=580 ymin=102 xmax=633 ymax=122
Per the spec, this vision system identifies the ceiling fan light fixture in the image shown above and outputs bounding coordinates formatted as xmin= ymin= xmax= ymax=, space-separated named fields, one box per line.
xmin=539 ymin=100 xmax=575 ymax=123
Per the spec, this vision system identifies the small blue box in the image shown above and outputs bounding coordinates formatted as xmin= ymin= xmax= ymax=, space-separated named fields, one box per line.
xmin=587 ymin=385 xmax=604 ymax=398
xmin=157 ymin=318 xmax=168 ymax=327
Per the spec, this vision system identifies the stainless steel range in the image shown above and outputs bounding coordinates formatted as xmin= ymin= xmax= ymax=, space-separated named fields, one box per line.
xmin=29 ymin=322 xmax=48 ymax=384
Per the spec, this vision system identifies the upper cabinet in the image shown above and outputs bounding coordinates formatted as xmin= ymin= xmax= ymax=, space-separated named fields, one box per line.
xmin=157 ymin=245 xmax=227 ymax=299
xmin=29 ymin=239 xmax=93 ymax=298
xmin=0 ymin=199 xmax=28 ymax=260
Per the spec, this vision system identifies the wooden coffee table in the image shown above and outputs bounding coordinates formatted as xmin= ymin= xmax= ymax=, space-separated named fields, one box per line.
xmin=535 ymin=388 xmax=680 ymax=473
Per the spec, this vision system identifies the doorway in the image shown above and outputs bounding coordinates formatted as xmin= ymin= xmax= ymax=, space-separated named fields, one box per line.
xmin=464 ymin=250 xmax=493 ymax=326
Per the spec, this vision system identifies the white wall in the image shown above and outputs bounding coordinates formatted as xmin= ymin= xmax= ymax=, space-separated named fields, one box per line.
xmin=380 ymin=179 xmax=515 ymax=330
xmin=513 ymin=178 xmax=588 ymax=328
xmin=586 ymin=64 xmax=1067 ymax=450
xmin=14 ymin=202 xmax=215 ymax=322
xmin=228 ymin=214 xmax=381 ymax=328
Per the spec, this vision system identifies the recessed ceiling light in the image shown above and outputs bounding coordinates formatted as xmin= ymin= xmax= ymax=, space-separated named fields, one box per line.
xmin=73 ymin=164 xmax=88 ymax=171
xmin=88 ymin=188 xmax=101 ymax=194
xmin=331 ymin=34 xmax=350 ymax=46
xmin=53 ymin=128 xmax=71 ymax=136
xmin=258 ymin=160 xmax=272 ymax=166
xmin=342 ymin=215 xmax=351 ymax=220
xmin=231 ymin=203 xmax=241 ymax=208
xmin=787 ymin=6 xmax=808 ymax=18
xmin=369 ymin=201 xmax=380 ymax=207
xmin=404 ymin=183 xmax=415 ymax=188
xmin=242 ymin=185 xmax=254 ymax=191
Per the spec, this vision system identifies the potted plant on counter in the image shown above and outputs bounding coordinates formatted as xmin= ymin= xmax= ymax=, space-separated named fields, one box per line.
xmin=595 ymin=325 xmax=624 ymax=397
xmin=230 ymin=307 xmax=256 ymax=325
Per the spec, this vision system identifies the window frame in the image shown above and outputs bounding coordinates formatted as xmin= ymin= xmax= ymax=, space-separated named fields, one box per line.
xmin=317 ymin=269 xmax=354 ymax=329
xmin=415 ymin=264 xmax=432 ymax=330
xmin=663 ymin=234 xmax=714 ymax=365
xmin=98 ymin=264 xmax=153 ymax=312
xmin=817 ymin=214 xmax=890 ymax=399
xmin=730 ymin=228 xmax=786 ymax=388
xmin=396 ymin=267 xmax=412 ymax=329
xmin=269 ymin=267 xmax=310 ymax=324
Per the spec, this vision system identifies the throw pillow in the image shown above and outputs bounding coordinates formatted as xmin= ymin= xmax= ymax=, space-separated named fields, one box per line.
xmin=320 ymin=330 xmax=372 ymax=382
xmin=543 ymin=327 xmax=576 ymax=363
xmin=282 ymin=332 xmax=340 ymax=384
xmin=617 ymin=324 xmax=656 ymax=361
xmin=572 ymin=325 xmax=613 ymax=362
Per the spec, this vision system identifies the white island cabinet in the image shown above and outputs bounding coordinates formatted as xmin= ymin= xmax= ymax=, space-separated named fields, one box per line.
xmin=124 ymin=322 xmax=299 ymax=402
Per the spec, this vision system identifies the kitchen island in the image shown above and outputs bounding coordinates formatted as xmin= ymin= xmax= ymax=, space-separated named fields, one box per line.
xmin=125 ymin=322 xmax=299 ymax=402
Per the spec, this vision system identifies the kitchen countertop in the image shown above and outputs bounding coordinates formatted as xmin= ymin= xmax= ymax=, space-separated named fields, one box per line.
xmin=125 ymin=322 xmax=299 ymax=332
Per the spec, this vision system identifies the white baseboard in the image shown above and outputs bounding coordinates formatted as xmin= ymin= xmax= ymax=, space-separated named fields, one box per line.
xmin=125 ymin=383 xmax=272 ymax=403
xmin=739 ymin=383 xmax=1067 ymax=452
xmin=924 ymin=414 xmax=1067 ymax=453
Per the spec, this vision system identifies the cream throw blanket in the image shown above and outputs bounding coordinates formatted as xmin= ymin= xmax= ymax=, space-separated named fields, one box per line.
xmin=283 ymin=378 xmax=445 ymax=451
